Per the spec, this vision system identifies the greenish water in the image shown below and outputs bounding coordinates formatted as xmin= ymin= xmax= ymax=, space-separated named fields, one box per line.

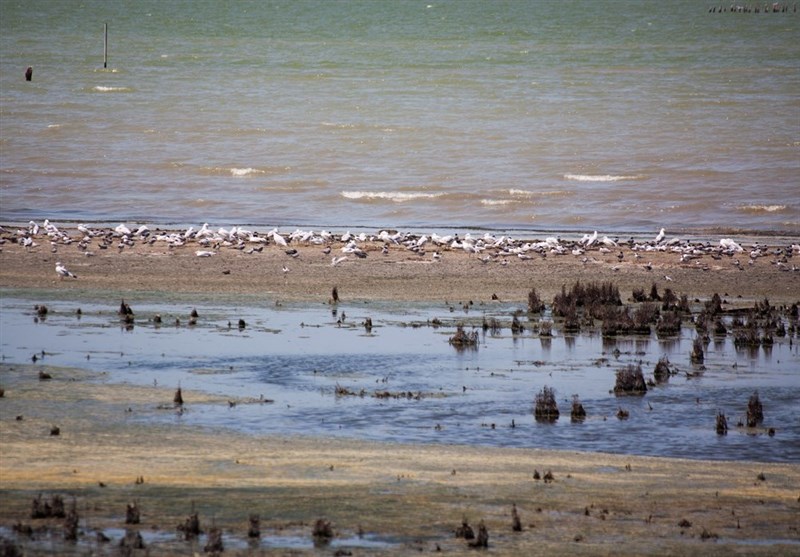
xmin=2 ymin=0 xmax=798 ymax=233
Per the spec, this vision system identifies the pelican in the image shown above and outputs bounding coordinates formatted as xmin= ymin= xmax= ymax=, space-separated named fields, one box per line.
xmin=55 ymin=262 xmax=77 ymax=280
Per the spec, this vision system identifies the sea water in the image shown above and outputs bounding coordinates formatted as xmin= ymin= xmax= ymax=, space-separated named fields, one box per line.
xmin=1 ymin=0 xmax=798 ymax=235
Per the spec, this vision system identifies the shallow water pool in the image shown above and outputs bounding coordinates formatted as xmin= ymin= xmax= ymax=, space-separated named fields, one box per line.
xmin=1 ymin=295 xmax=797 ymax=462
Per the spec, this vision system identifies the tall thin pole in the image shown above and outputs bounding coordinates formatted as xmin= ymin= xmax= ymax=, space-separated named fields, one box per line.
xmin=104 ymin=23 xmax=108 ymax=69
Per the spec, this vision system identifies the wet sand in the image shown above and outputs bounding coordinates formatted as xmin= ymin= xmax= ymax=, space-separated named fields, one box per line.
xmin=0 ymin=226 xmax=798 ymax=305
xmin=1 ymin=364 xmax=799 ymax=556
xmin=1 ymin=225 xmax=799 ymax=555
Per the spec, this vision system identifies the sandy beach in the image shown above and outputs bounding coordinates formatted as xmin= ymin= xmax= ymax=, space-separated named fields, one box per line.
xmin=1 ymin=225 xmax=799 ymax=555
xmin=1 ymin=226 xmax=798 ymax=306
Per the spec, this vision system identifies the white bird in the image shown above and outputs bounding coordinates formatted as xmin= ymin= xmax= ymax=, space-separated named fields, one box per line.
xmin=720 ymin=238 xmax=743 ymax=252
xmin=55 ymin=261 xmax=77 ymax=280
xmin=115 ymin=223 xmax=131 ymax=236
xmin=282 ymin=265 xmax=290 ymax=275
xmin=655 ymin=228 xmax=666 ymax=244
xmin=664 ymin=275 xmax=674 ymax=282
xmin=195 ymin=250 xmax=215 ymax=257
xmin=331 ymin=256 xmax=348 ymax=267
xmin=271 ymin=232 xmax=288 ymax=248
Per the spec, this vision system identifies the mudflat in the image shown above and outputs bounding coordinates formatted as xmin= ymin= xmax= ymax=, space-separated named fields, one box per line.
xmin=1 ymin=226 xmax=799 ymax=555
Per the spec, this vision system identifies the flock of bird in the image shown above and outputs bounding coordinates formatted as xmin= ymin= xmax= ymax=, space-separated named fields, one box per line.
xmin=0 ymin=220 xmax=798 ymax=282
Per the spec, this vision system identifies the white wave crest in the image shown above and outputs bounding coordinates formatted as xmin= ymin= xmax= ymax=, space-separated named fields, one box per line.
xmin=481 ymin=199 xmax=517 ymax=206
xmin=563 ymin=173 xmax=642 ymax=182
xmin=341 ymin=191 xmax=444 ymax=202
xmin=737 ymin=204 xmax=786 ymax=213
xmin=508 ymin=189 xmax=572 ymax=197
xmin=92 ymin=86 xmax=131 ymax=92
xmin=230 ymin=167 xmax=264 ymax=177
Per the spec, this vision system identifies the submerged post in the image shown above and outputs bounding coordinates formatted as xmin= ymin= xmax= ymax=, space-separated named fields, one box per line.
xmin=103 ymin=22 xmax=108 ymax=69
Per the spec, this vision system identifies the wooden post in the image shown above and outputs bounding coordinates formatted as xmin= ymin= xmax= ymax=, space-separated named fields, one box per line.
xmin=104 ymin=23 xmax=108 ymax=69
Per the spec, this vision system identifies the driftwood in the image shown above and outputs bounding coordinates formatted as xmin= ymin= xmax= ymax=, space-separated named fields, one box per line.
xmin=614 ymin=364 xmax=647 ymax=395
xmin=247 ymin=514 xmax=260 ymax=538
xmin=178 ymin=512 xmax=201 ymax=540
xmin=511 ymin=504 xmax=522 ymax=532
xmin=174 ymin=387 xmax=184 ymax=406
xmin=455 ymin=519 xmax=475 ymax=540
xmin=63 ymin=499 xmax=79 ymax=541
xmin=204 ymin=527 xmax=224 ymax=553
xmin=31 ymin=494 xmax=65 ymax=519
xmin=449 ymin=325 xmax=479 ymax=349
xmin=570 ymin=395 xmax=587 ymax=422
xmin=690 ymin=336 xmax=705 ymax=364
xmin=716 ymin=412 xmax=728 ymax=435
xmin=469 ymin=520 xmax=489 ymax=548
xmin=125 ymin=502 xmax=140 ymax=525
xmin=746 ymin=391 xmax=764 ymax=427
xmin=534 ymin=386 xmax=559 ymax=422
xmin=312 ymin=518 xmax=334 ymax=544
xmin=653 ymin=356 xmax=671 ymax=382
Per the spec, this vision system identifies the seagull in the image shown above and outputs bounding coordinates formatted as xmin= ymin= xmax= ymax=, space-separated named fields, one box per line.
xmin=282 ymin=265 xmax=290 ymax=276
xmin=270 ymin=231 xmax=288 ymax=248
xmin=655 ymin=228 xmax=666 ymax=244
xmin=55 ymin=262 xmax=77 ymax=280
xmin=664 ymin=275 xmax=674 ymax=282
xmin=331 ymin=256 xmax=348 ymax=267
xmin=195 ymin=250 xmax=215 ymax=257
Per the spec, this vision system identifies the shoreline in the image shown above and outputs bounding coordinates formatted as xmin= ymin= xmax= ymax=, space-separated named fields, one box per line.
xmin=1 ymin=224 xmax=798 ymax=305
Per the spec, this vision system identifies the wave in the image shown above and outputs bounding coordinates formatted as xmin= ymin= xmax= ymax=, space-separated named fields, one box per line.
xmin=737 ymin=204 xmax=787 ymax=213
xmin=480 ymin=199 xmax=519 ymax=206
xmin=563 ymin=173 xmax=643 ymax=182
xmin=92 ymin=86 xmax=132 ymax=93
xmin=229 ymin=167 xmax=264 ymax=177
xmin=508 ymin=189 xmax=573 ymax=197
xmin=341 ymin=191 xmax=445 ymax=203
xmin=200 ymin=166 xmax=274 ymax=177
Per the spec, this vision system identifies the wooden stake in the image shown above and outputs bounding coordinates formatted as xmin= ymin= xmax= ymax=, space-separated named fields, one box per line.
xmin=104 ymin=23 xmax=108 ymax=69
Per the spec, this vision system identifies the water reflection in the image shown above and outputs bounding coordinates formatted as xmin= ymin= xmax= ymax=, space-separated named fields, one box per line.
xmin=1 ymin=296 xmax=798 ymax=463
